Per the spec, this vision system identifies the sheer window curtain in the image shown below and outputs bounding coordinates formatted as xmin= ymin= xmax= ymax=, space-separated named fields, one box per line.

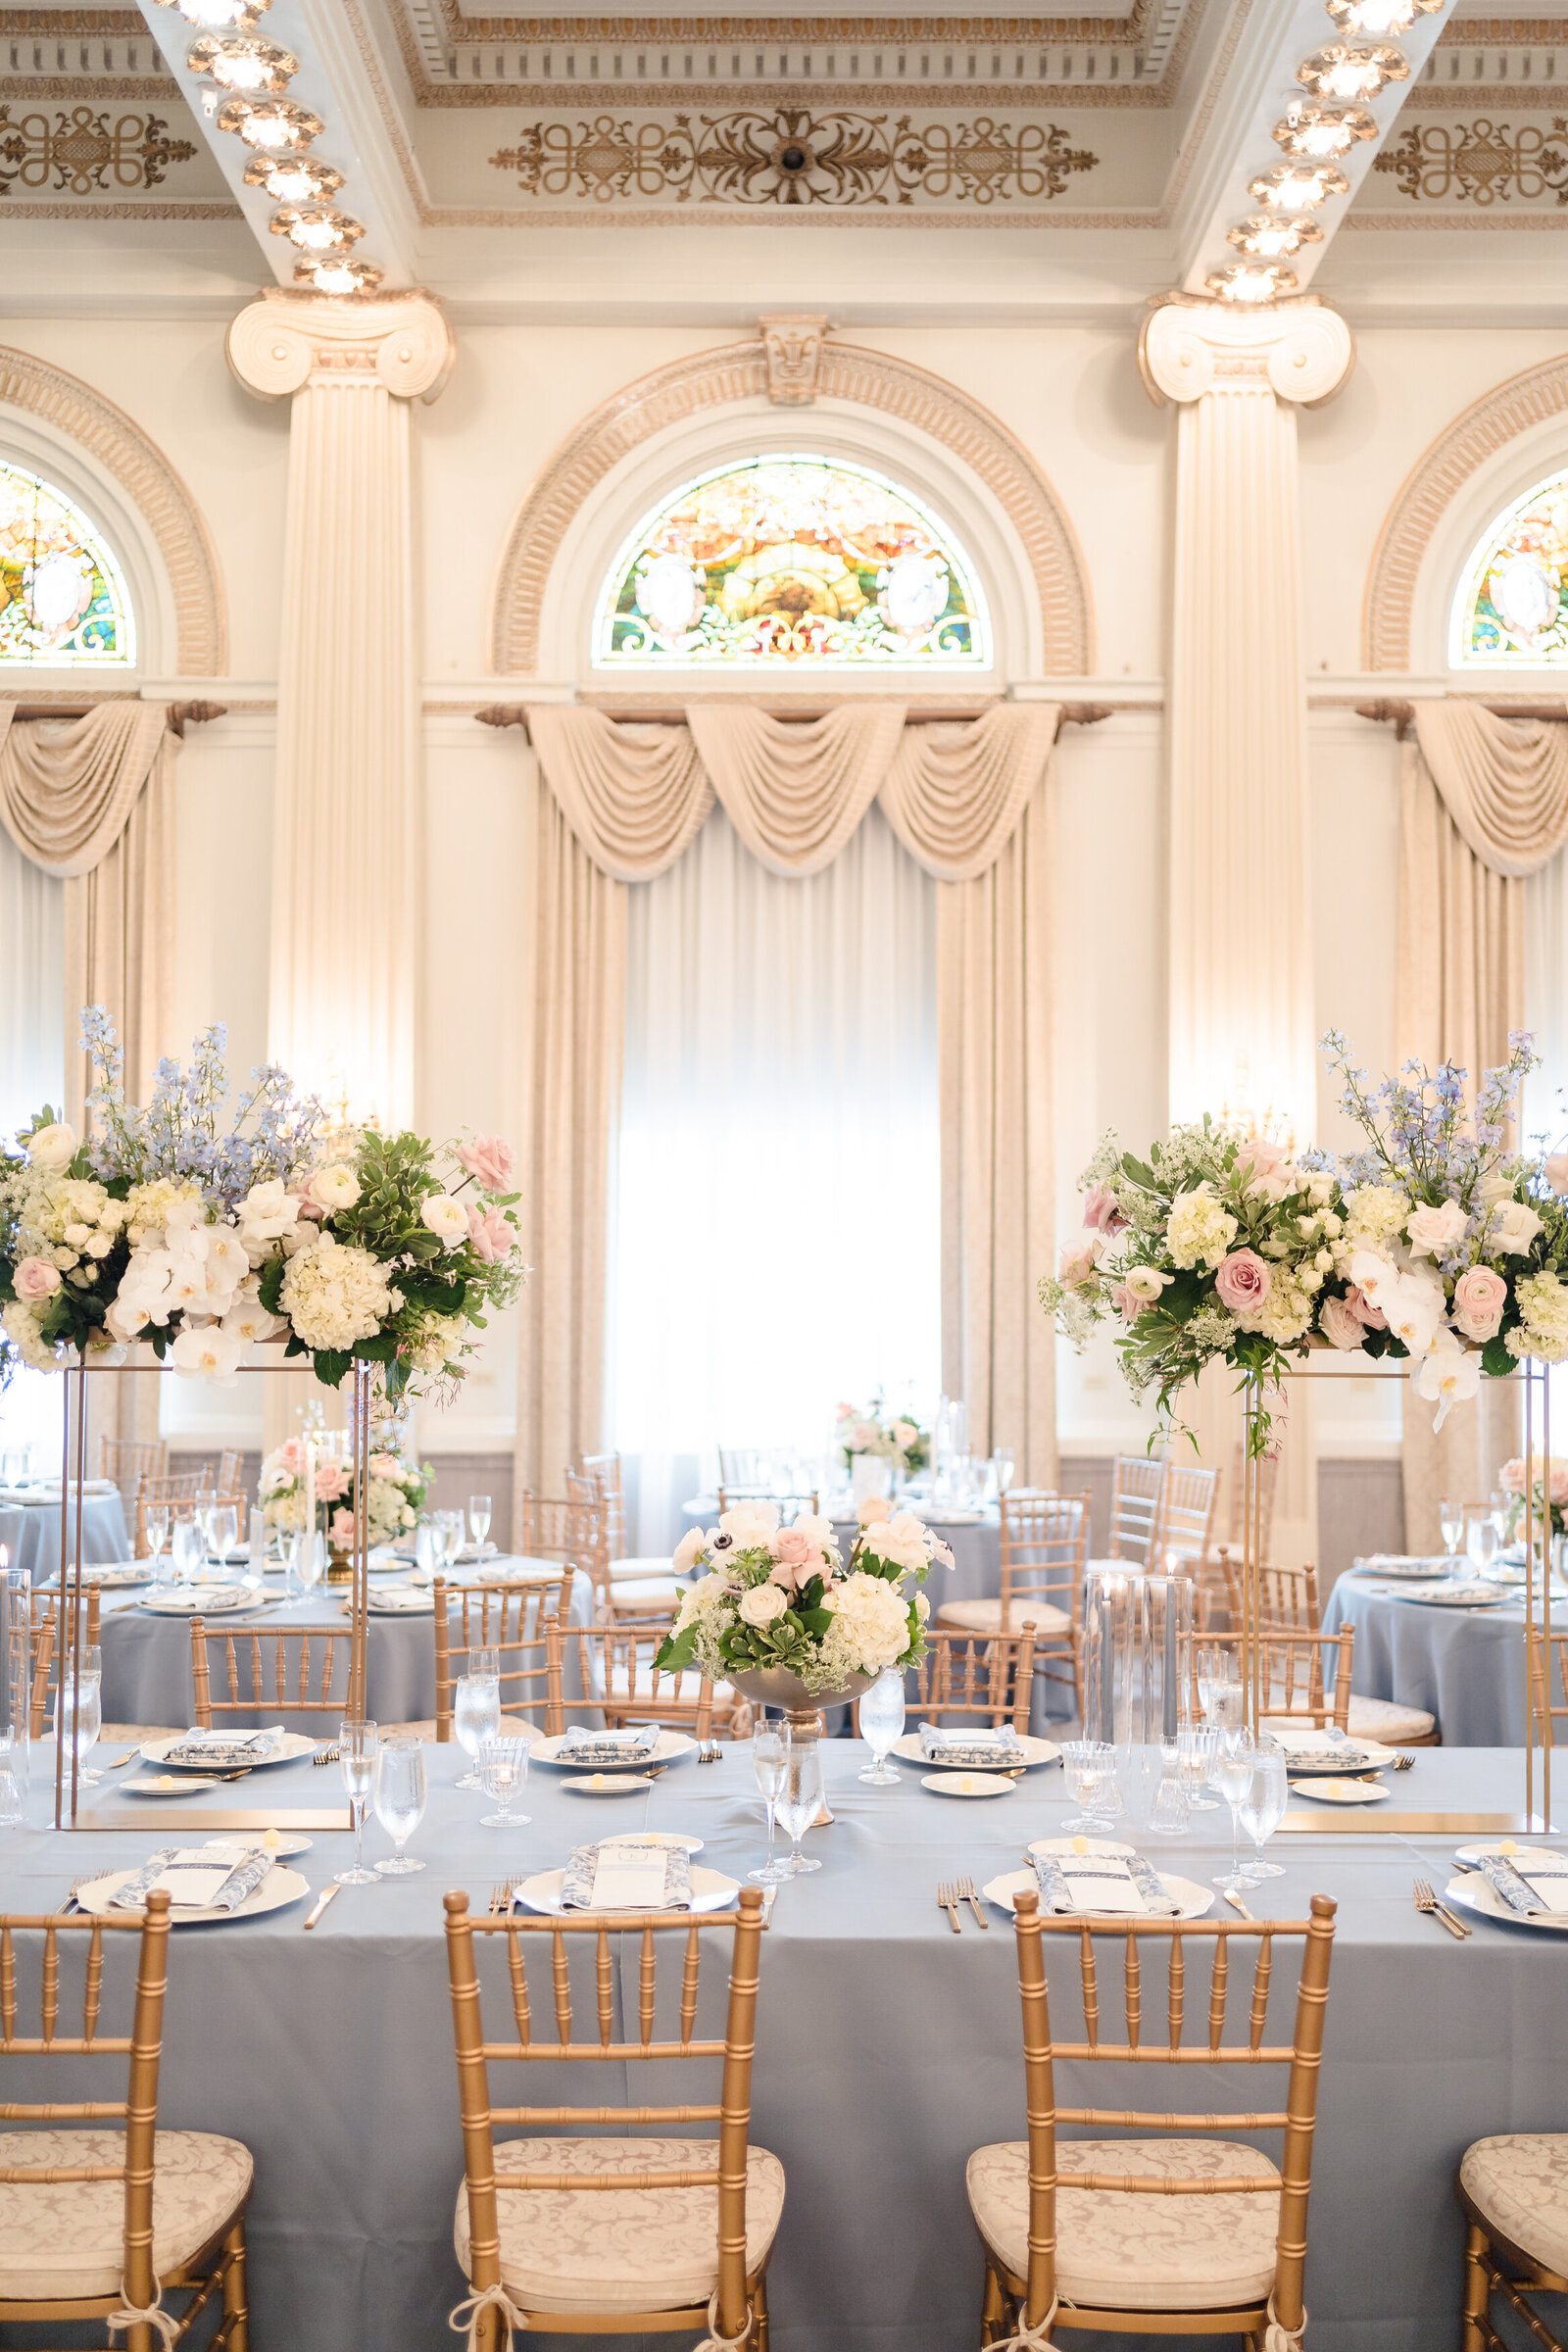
xmin=613 ymin=803 xmax=940 ymax=1553
xmin=0 ymin=824 xmax=65 ymax=1459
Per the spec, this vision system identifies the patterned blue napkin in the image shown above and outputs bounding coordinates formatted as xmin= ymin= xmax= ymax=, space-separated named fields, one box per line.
xmin=559 ymin=1838 xmax=692 ymax=1910
xmin=163 ymin=1726 xmax=284 ymax=1768
xmin=1031 ymin=1847 xmax=1180 ymax=1916
xmin=111 ymin=1844 xmax=277 ymax=1912
xmin=1469 ymin=1847 xmax=1568 ymax=1917
xmin=920 ymin=1722 xmax=1025 ymax=1766
xmin=558 ymin=1722 xmax=662 ymax=1765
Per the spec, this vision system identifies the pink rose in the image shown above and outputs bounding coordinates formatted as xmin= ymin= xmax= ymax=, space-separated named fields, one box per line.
xmin=768 ymin=1560 xmax=801 ymax=1592
xmin=466 ymin=1205 xmax=513 ymax=1265
xmin=1501 ymin=1458 xmax=1527 ymax=1495
xmin=457 ymin=1134 xmax=516 ymax=1193
xmin=770 ymin=1527 xmax=822 ymax=1572
xmin=13 ymin=1255 xmax=61 ymax=1301
xmin=852 ymin=1421 xmax=881 ymax=1449
xmin=1318 ymin=1295 xmax=1368 ymax=1351
xmin=1453 ymin=1263 xmax=1508 ymax=1343
xmin=1057 ymin=1236 xmax=1102 ymax=1291
xmin=1236 ymin=1139 xmax=1286 ymax=1187
xmin=1547 ymin=1154 xmax=1568 ymax=1197
xmin=1346 ymin=1284 xmax=1388 ymax=1331
xmin=1552 ymin=1463 xmax=1568 ymax=1507
xmin=1214 ymin=1249 xmax=1271 ymax=1315
xmin=328 ymin=1507 xmax=357 ymax=1547
xmin=296 ymin=1196 xmax=325 ymax=1221
xmin=1083 ymin=1184 xmax=1126 ymax=1236
xmin=1109 ymin=1281 xmax=1146 ymax=1323
xmin=1406 ymin=1199 xmax=1469 ymax=1257
xmin=315 ymin=1461 xmax=350 ymax=1502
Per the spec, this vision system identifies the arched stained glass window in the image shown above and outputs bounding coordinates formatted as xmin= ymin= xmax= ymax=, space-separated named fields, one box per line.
xmin=1455 ymin=470 xmax=1568 ymax=665
xmin=596 ymin=454 xmax=988 ymax=668
xmin=0 ymin=461 xmax=132 ymax=665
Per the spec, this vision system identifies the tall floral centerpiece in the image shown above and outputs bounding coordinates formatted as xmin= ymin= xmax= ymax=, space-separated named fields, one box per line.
xmin=657 ymin=1500 xmax=953 ymax=1713
xmin=834 ymin=1397 xmax=930 ymax=1507
xmin=260 ymin=1436 xmax=431 ymax=1575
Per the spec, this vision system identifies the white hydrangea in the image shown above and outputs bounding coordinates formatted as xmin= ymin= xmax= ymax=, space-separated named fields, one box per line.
xmin=278 ymin=1232 xmax=394 ymax=1352
xmin=815 ymin=1571 xmax=913 ymax=1681
xmin=2 ymin=1298 xmax=59 ymax=1372
xmin=17 ymin=1176 xmax=112 ymax=1255
xmin=1342 ymin=1184 xmax=1412 ymax=1253
xmin=1166 ymin=1184 xmax=1238 ymax=1271
xmin=1507 ymin=1271 xmax=1568 ymax=1363
xmin=1247 ymin=1268 xmax=1316 ymax=1346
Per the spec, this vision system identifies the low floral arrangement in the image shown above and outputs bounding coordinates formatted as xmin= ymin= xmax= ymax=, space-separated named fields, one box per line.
xmin=258 ymin=1436 xmax=431 ymax=1549
xmin=657 ymin=1501 xmax=953 ymax=1696
xmin=0 ymin=1011 xmax=528 ymax=1399
xmin=1041 ymin=1031 xmax=1568 ymax=1446
xmin=834 ymin=1398 xmax=930 ymax=1477
xmin=1501 ymin=1454 xmax=1568 ymax=1545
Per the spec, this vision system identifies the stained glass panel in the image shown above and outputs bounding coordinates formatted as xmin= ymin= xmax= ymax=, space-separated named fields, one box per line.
xmin=0 ymin=461 xmax=132 ymax=665
xmin=596 ymin=455 xmax=987 ymax=667
xmin=1457 ymin=471 xmax=1568 ymax=665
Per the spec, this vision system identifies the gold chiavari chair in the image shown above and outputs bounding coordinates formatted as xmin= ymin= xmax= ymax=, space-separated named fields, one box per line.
xmin=716 ymin=1446 xmax=777 ymax=1493
xmin=1152 ymin=1460 xmax=1219 ymax=1572
xmin=1197 ymin=1625 xmax=1357 ymax=1733
xmin=1458 ymin=2132 xmax=1568 ymax=2352
xmin=97 ymin=1436 xmax=168 ymax=1508
xmin=715 ymin=1488 xmax=821 ymax=1519
xmin=936 ymin=1492 xmax=1089 ymax=1718
xmin=382 ymin=1571 xmax=576 ymax=1744
xmin=521 ymin=1487 xmax=610 ymax=1612
xmin=576 ymin=1450 xmax=626 ymax=1554
xmin=0 ymin=1889 xmax=254 ymax=2349
xmin=1527 ymin=1628 xmax=1568 ymax=1754
xmin=1103 ymin=1456 xmax=1164 ymax=1565
xmin=139 ymin=1468 xmax=214 ymax=1506
xmin=550 ymin=1616 xmax=725 ymax=1742
xmin=189 ymin=1618 xmax=355 ymax=1731
xmin=134 ymin=1488 xmax=246 ymax=1564
xmin=215 ymin=1449 xmax=245 ymax=1495
xmin=967 ymin=1886 xmax=1338 ymax=2351
xmin=854 ymin=1624 xmax=1040 ymax=1737
xmin=1251 ymin=1561 xmax=1437 ymax=1746
xmin=443 ymin=1884 xmax=778 ymax=2350
xmin=24 ymin=1592 xmax=172 ymax=1746
xmin=563 ymin=1471 xmax=691 ymax=1617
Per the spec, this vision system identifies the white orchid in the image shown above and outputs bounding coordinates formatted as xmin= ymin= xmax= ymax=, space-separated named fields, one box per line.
xmin=1415 ymin=1329 xmax=1483 ymax=1432
xmin=169 ymin=1321 xmax=247 ymax=1386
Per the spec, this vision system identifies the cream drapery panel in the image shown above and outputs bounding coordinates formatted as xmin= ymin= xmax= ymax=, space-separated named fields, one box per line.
xmin=512 ymin=699 xmax=1061 ymax=1517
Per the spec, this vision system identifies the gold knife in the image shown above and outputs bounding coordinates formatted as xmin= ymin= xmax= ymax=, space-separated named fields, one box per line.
xmin=1223 ymin=1888 xmax=1254 ymax=1919
xmin=303 ymin=1884 xmax=339 ymax=1931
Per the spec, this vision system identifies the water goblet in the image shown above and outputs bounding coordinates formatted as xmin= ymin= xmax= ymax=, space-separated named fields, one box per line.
xmin=1466 ymin=1511 xmax=1498 ymax=1580
xmin=171 ymin=1516 xmax=201 ymax=1586
xmin=335 ymin=1718 xmax=380 ymax=1885
xmin=454 ymin=1648 xmax=501 ymax=1791
xmin=210 ymin=1502 xmax=239 ymax=1580
xmin=1177 ymin=1722 xmax=1220 ymax=1811
xmin=297 ymin=1530 xmax=324 ymax=1592
xmin=1211 ymin=1733 xmax=1258 ymax=1893
xmin=858 ymin=1667 xmax=906 ymax=1786
xmin=436 ymin=1509 xmax=465 ymax=1571
xmin=991 ymin=1448 xmax=1015 ymax=1497
xmin=749 ymin=1720 xmax=789 ymax=1885
xmin=467 ymin=1494 xmax=492 ymax=1554
xmin=1060 ymin=1738 xmax=1117 ymax=1832
xmin=373 ymin=1737 xmax=427 ymax=1874
xmin=1440 ymin=1496 xmax=1463 ymax=1558
xmin=478 ymin=1736 xmax=530 ymax=1827
xmin=1239 ymin=1742 xmax=1289 ymax=1882
xmin=774 ymin=1724 xmax=823 ymax=1875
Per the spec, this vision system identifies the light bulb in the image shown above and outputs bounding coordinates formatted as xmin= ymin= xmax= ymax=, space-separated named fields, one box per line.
xmin=1205 ymin=261 xmax=1298 ymax=304
xmin=1273 ymin=99 xmax=1379 ymax=157
xmin=1227 ymin=213 xmax=1324 ymax=257
xmin=294 ymin=257 xmax=383 ymax=294
xmin=1297 ymin=41 xmax=1408 ymax=99
xmin=243 ymin=154 xmax=345 ymax=202
xmin=187 ymin=34 xmax=297 ymax=90
xmin=216 ymin=96 xmax=322 ymax=149
xmin=156 ymin=0 xmax=270 ymax=25
xmin=1249 ymin=162 xmax=1349 ymax=210
xmin=269 ymin=206 xmax=365 ymax=253
xmin=1325 ymin=0 xmax=1439 ymax=34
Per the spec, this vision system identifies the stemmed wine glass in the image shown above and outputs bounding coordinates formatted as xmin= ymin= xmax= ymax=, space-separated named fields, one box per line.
xmin=1239 ymin=1742 xmax=1288 ymax=1882
xmin=435 ymin=1510 xmax=465 ymax=1572
xmin=210 ymin=1502 xmax=239 ymax=1581
xmin=144 ymin=1503 xmax=171 ymax=1585
xmin=749 ymin=1720 xmax=789 ymax=1885
xmin=171 ymin=1516 xmax=201 ymax=1587
xmin=1440 ymin=1497 xmax=1463 ymax=1561
xmin=454 ymin=1646 xmax=501 ymax=1790
xmin=774 ymin=1723 xmax=823 ymax=1875
xmin=467 ymin=1495 xmax=492 ymax=1556
xmin=335 ymin=1718 xmax=380 ymax=1886
xmin=1211 ymin=1732 xmax=1258 ymax=1894
xmin=858 ymin=1667 xmax=906 ymax=1785
xmin=373 ymin=1737 xmax=427 ymax=1874
xmin=478 ymin=1736 xmax=530 ymax=1827
xmin=59 ymin=1644 xmax=102 ymax=1788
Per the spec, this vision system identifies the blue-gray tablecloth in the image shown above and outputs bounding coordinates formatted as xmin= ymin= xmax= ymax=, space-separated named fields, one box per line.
xmin=1323 ymin=1570 xmax=1568 ymax=1745
xmin=0 ymin=1490 xmax=129 ymax=1582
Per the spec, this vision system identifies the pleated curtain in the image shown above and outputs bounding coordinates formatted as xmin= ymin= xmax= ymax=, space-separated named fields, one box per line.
xmin=1396 ymin=699 xmax=1568 ymax=1547
xmin=512 ymin=700 xmax=1061 ymax=1526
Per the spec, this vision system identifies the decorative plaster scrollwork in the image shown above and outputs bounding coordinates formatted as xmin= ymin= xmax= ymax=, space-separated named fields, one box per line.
xmin=760 ymin=316 xmax=828 ymax=406
xmin=225 ymin=289 xmax=456 ymax=406
xmin=1140 ymin=296 xmax=1354 ymax=411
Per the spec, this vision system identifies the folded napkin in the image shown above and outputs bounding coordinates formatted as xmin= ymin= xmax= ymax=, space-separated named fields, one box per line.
xmin=162 ymin=1725 xmax=284 ymax=1768
xmin=558 ymin=1722 xmax=662 ymax=1764
xmin=559 ymin=1838 xmax=692 ymax=1911
xmin=1030 ymin=1846 xmax=1180 ymax=1917
xmin=111 ymin=1843 xmax=276 ymax=1913
xmin=1470 ymin=1846 xmax=1568 ymax=1917
xmin=920 ymin=1722 xmax=1024 ymax=1766
xmin=1261 ymin=1725 xmax=1374 ymax=1770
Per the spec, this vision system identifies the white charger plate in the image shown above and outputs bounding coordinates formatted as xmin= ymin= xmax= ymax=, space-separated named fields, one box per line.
xmin=920 ymin=1770 xmax=1015 ymax=1797
xmin=514 ymin=1863 xmax=736 ymax=1915
xmin=42 ymin=1563 xmax=150 ymax=1590
xmin=139 ymin=1731 xmax=319 ymax=1772
xmin=1354 ymin=1555 xmax=1454 ymax=1581
xmin=532 ymin=1730 xmax=697 ymax=1771
xmin=136 ymin=1586 xmax=258 ymax=1617
xmin=1270 ymin=1731 xmax=1396 ymax=1775
xmin=1391 ymin=1583 xmax=1507 ymax=1608
xmin=71 ymin=1863 xmax=310 ymax=1925
xmin=1294 ymin=1778 xmax=1389 ymax=1804
xmin=894 ymin=1733 xmax=1059 ymax=1771
xmin=1446 ymin=1873 xmax=1568 ymax=1933
xmin=983 ymin=1864 xmax=1213 ymax=1920
xmin=337 ymin=1589 xmax=433 ymax=1616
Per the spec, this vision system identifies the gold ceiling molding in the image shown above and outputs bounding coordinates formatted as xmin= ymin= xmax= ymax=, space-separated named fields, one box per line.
xmin=490 ymin=334 xmax=1093 ymax=673
xmin=1374 ymin=115 xmax=1568 ymax=200
xmin=1364 ymin=350 xmax=1568 ymax=669
xmin=0 ymin=341 xmax=226 ymax=675
xmin=0 ymin=103 xmax=199 ymax=195
xmin=422 ymin=0 xmax=1164 ymax=34
xmin=0 ymin=7 xmax=146 ymax=25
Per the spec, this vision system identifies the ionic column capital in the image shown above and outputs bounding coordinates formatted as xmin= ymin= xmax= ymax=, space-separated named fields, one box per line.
xmin=225 ymin=287 xmax=455 ymax=406
xmin=1139 ymin=294 xmax=1354 ymax=412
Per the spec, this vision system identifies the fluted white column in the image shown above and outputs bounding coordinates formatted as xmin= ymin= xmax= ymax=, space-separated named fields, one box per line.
xmin=226 ymin=290 xmax=455 ymax=1127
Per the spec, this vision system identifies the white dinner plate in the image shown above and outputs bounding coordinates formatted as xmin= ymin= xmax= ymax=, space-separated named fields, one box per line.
xmin=71 ymin=1863 xmax=310 ymax=1926
xmin=203 ymin=1832 xmax=314 ymax=1858
xmin=1028 ymin=1837 xmax=1136 ymax=1859
xmin=1446 ymin=1873 xmax=1568 ymax=1933
xmin=1391 ymin=1583 xmax=1507 ymax=1608
xmin=920 ymin=1770 xmax=1016 ymax=1797
xmin=894 ymin=1733 xmax=1059 ymax=1772
xmin=513 ymin=1863 xmax=736 ymax=1915
xmin=563 ymin=1773 xmax=658 ymax=1793
xmin=337 ymin=1588 xmax=433 ymax=1615
xmin=136 ymin=1586 xmax=258 ymax=1617
xmin=1294 ymin=1778 xmax=1389 ymax=1804
xmin=1353 ymin=1555 xmax=1454 ymax=1581
xmin=1269 ymin=1731 xmax=1396 ymax=1775
xmin=532 ymin=1730 xmax=697 ymax=1771
xmin=983 ymin=1865 xmax=1213 ymax=1920
xmin=139 ymin=1731 xmax=320 ymax=1772
xmin=123 ymin=1774 xmax=222 ymax=1795
xmin=42 ymin=1563 xmax=150 ymax=1590
xmin=1455 ymin=1838 xmax=1562 ymax=1865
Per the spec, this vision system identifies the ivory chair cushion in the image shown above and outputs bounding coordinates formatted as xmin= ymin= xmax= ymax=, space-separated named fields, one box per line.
xmin=99 ymin=1725 xmax=181 ymax=1744
xmin=1461 ymin=2135 xmax=1568 ymax=2276
xmin=1346 ymin=1694 xmax=1437 ymax=1744
xmin=454 ymin=2134 xmax=786 ymax=2316
xmin=379 ymin=1713 xmax=546 ymax=1745
xmin=609 ymin=1555 xmax=678 ymax=1582
xmin=607 ymin=1578 xmax=686 ymax=1615
xmin=966 ymin=2138 xmax=1282 ymax=2312
xmin=934 ymin=1598 xmax=1072 ymax=1639
xmin=0 ymin=2128 xmax=253 ymax=2300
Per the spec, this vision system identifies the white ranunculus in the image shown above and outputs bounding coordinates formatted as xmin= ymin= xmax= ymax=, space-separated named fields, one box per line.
xmin=1414 ymin=1329 xmax=1483 ymax=1432
xmin=25 ymin=1122 xmax=76 ymax=1172
xmin=308 ymin=1164 xmax=361 ymax=1211
xmin=237 ymin=1178 xmax=302 ymax=1261
xmin=1124 ymin=1265 xmax=1174 ymax=1302
xmin=737 ymin=1581 xmax=787 ymax=1628
xmin=169 ymin=1320 xmax=247 ymax=1387
xmin=420 ymin=1194 xmax=468 ymax=1247
xmin=1486 ymin=1198 xmax=1544 ymax=1257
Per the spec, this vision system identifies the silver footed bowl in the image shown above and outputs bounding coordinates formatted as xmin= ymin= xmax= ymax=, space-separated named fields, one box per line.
xmin=726 ymin=1664 xmax=876 ymax=1716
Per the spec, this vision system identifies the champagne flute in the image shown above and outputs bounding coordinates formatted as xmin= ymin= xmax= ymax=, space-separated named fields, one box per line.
xmin=478 ymin=1735 xmax=530 ymax=1827
xmin=749 ymin=1720 xmax=789 ymax=1885
xmin=991 ymin=1448 xmax=1014 ymax=1497
xmin=335 ymin=1718 xmax=380 ymax=1885
xmin=1239 ymin=1743 xmax=1288 ymax=1882
xmin=453 ymin=1647 xmax=501 ymax=1790
xmin=144 ymin=1504 xmax=171 ymax=1584
xmin=774 ymin=1725 xmax=822 ymax=1875
xmin=1439 ymin=1496 xmax=1463 ymax=1559
xmin=467 ymin=1494 xmax=492 ymax=1555
xmin=279 ymin=1530 xmax=301 ymax=1601
xmin=298 ymin=1529 xmax=324 ymax=1593
xmin=858 ymin=1666 xmax=906 ymax=1786
xmin=373 ymin=1738 xmax=427 ymax=1874
xmin=1211 ymin=1734 xmax=1257 ymax=1893
xmin=436 ymin=1509 xmax=465 ymax=1571
xmin=1466 ymin=1510 xmax=1498 ymax=1580
xmin=171 ymin=1516 xmax=200 ymax=1587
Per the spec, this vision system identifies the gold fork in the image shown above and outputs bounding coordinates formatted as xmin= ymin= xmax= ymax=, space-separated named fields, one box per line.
xmin=958 ymin=1875 xmax=989 ymax=1929
xmin=61 ymin=1874 xmax=96 ymax=1916
xmin=1413 ymin=1877 xmax=1469 ymax=1937
xmin=313 ymin=1745 xmax=340 ymax=1768
xmin=1392 ymin=1752 xmax=1415 ymax=1771
xmin=936 ymin=1881 xmax=962 ymax=1934
xmin=488 ymin=1879 xmax=516 ymax=1914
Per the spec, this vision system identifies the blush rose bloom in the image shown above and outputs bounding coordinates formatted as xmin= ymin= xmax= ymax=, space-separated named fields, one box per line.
xmin=457 ymin=1134 xmax=516 ymax=1192
xmin=1057 ymin=1236 xmax=1102 ymax=1291
xmin=466 ymin=1205 xmax=513 ymax=1264
xmin=1345 ymin=1283 xmax=1388 ymax=1330
xmin=1546 ymin=1154 xmax=1568 ymax=1197
xmin=315 ymin=1462 xmax=350 ymax=1502
xmin=770 ymin=1527 xmax=823 ymax=1572
xmin=1453 ymin=1264 xmax=1508 ymax=1342
xmin=1214 ymin=1249 xmax=1272 ymax=1315
xmin=1109 ymin=1282 xmax=1146 ymax=1322
xmin=1406 ymin=1199 xmax=1468 ymax=1257
xmin=1082 ymin=1184 xmax=1127 ymax=1235
xmin=13 ymin=1256 xmax=61 ymax=1301
xmin=1318 ymin=1294 xmax=1368 ymax=1351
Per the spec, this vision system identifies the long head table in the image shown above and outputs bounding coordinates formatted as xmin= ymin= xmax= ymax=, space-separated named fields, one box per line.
xmin=0 ymin=1742 xmax=1561 ymax=2352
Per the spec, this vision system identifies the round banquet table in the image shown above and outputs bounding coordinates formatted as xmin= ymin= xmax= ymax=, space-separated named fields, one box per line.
xmin=0 ymin=1741 xmax=1560 ymax=2352
xmin=1323 ymin=1568 xmax=1568 ymax=1746
xmin=95 ymin=1557 xmax=597 ymax=1730
xmin=0 ymin=1488 xmax=129 ymax=1581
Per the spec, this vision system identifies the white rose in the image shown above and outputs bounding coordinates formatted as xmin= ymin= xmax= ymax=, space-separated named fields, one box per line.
xmin=737 ymin=1581 xmax=787 ymax=1627
xmin=84 ymin=1232 xmax=113 ymax=1259
xmin=308 ymin=1164 xmax=361 ymax=1211
xmin=1486 ymin=1199 xmax=1544 ymax=1257
xmin=1477 ymin=1175 xmax=1517 ymax=1206
xmin=1405 ymin=1200 xmax=1468 ymax=1257
xmin=25 ymin=1122 xmax=77 ymax=1172
xmin=914 ymin=1591 xmax=931 ymax=1622
xmin=63 ymin=1222 xmax=90 ymax=1248
xmin=420 ymin=1194 xmax=468 ymax=1247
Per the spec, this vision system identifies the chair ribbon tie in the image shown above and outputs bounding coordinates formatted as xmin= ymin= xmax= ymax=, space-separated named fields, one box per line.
xmin=1264 ymin=2295 xmax=1307 ymax=2352
xmin=695 ymin=2287 xmax=755 ymax=2348
xmin=448 ymin=2280 xmax=530 ymax=2346
xmin=991 ymin=2293 xmax=1060 ymax=2350
xmin=108 ymin=2287 xmax=182 ymax=2349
